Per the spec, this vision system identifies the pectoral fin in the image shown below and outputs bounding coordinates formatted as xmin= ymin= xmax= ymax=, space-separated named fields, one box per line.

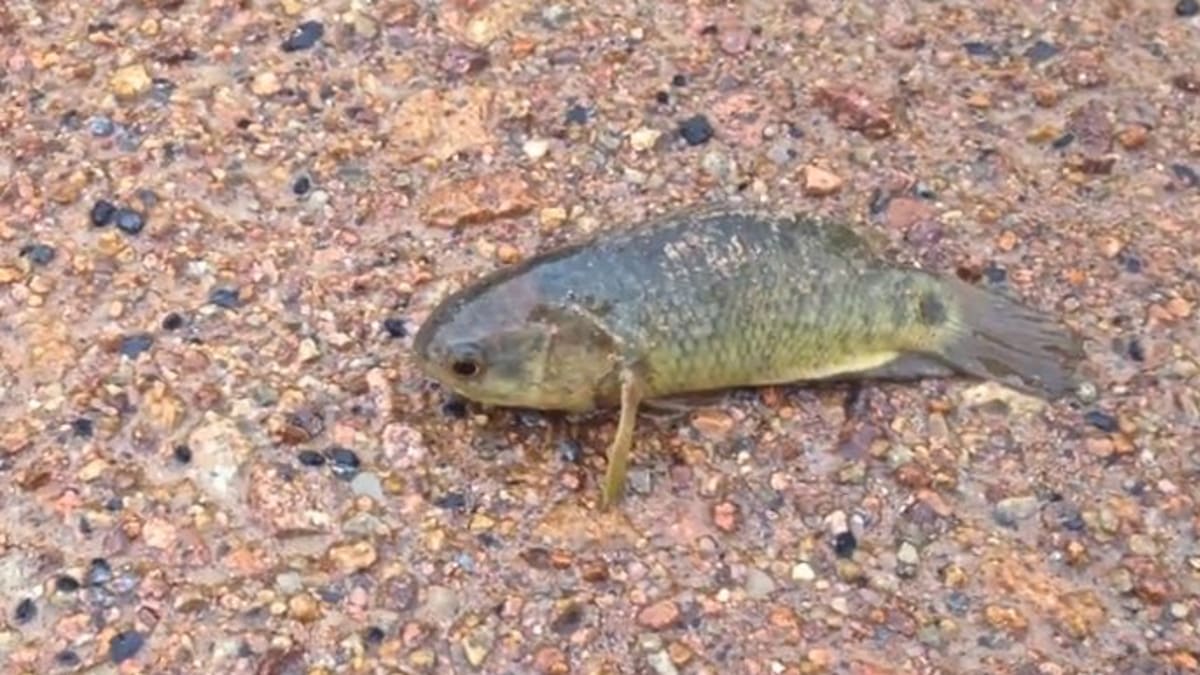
xmin=599 ymin=367 xmax=644 ymax=510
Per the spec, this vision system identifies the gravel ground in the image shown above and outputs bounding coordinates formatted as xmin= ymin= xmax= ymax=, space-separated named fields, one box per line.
xmin=2 ymin=1 xmax=1199 ymax=673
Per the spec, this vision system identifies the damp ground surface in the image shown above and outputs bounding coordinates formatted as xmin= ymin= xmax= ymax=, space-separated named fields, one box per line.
xmin=1 ymin=1 xmax=1199 ymax=673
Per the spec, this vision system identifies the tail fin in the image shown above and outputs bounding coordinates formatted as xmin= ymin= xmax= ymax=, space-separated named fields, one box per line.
xmin=935 ymin=277 xmax=1086 ymax=400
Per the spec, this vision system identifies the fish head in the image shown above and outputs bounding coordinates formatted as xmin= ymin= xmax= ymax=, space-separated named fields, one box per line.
xmin=412 ymin=273 xmax=619 ymax=413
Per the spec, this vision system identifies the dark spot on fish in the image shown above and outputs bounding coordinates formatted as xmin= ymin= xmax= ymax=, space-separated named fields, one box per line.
xmin=918 ymin=292 xmax=947 ymax=326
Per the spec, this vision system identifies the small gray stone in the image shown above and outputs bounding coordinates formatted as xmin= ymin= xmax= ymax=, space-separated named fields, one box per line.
xmin=350 ymin=472 xmax=384 ymax=501
xmin=275 ymin=572 xmax=303 ymax=594
xmin=419 ymin=585 xmax=459 ymax=623
xmin=897 ymin=541 xmax=920 ymax=566
xmin=646 ymin=650 xmax=679 ymax=675
xmin=745 ymin=568 xmax=776 ymax=599
xmin=993 ymin=496 xmax=1039 ymax=527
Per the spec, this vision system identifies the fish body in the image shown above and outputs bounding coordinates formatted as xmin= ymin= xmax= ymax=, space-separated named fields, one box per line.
xmin=413 ymin=207 xmax=1085 ymax=506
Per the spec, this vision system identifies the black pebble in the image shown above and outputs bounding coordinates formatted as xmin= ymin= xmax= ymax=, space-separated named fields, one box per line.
xmin=962 ymin=41 xmax=999 ymax=58
xmin=382 ymin=317 xmax=408 ymax=338
xmin=1127 ymin=338 xmax=1145 ymax=362
xmin=87 ymin=558 xmax=113 ymax=586
xmin=1117 ymin=250 xmax=1143 ymax=273
xmin=14 ymin=597 xmax=36 ymax=623
xmin=109 ymin=630 xmax=145 ymax=664
xmin=1084 ymin=410 xmax=1119 ymax=433
xmin=364 ymin=625 xmax=386 ymax=644
xmin=89 ymin=116 xmax=116 ymax=137
xmin=55 ymin=650 xmax=81 ymax=667
xmin=19 ymin=243 xmax=56 ymax=266
xmin=114 ymin=208 xmax=145 ymax=235
xmin=119 ymin=333 xmax=155 ymax=359
xmin=654 ymin=90 xmax=670 ymax=105
xmin=1024 ymin=40 xmax=1059 ymax=64
xmin=441 ymin=397 xmax=468 ymax=418
xmin=55 ymin=575 xmax=81 ymax=593
xmin=281 ymin=20 xmax=324 ymax=52
xmin=161 ymin=312 xmax=185 ymax=330
xmin=90 ymin=199 xmax=117 ymax=227
xmin=678 ymin=114 xmax=714 ymax=146
xmin=297 ymin=449 xmax=326 ymax=467
xmin=982 ymin=264 xmax=1007 ymax=285
xmin=565 ymin=103 xmax=590 ymax=125
xmin=1171 ymin=163 xmax=1200 ymax=188
xmin=833 ymin=531 xmax=857 ymax=558
xmin=136 ymin=189 xmax=159 ymax=208
xmin=1051 ymin=132 xmax=1075 ymax=149
xmin=671 ymin=74 xmax=687 ymax=87
xmin=292 ymin=175 xmax=311 ymax=195
xmin=173 ymin=444 xmax=192 ymax=464
xmin=1178 ymin=0 xmax=1200 ymax=17
xmin=71 ymin=417 xmax=94 ymax=438
xmin=434 ymin=491 xmax=468 ymax=510
xmin=557 ymin=439 xmax=583 ymax=464
xmin=326 ymin=446 xmax=361 ymax=479
xmin=209 ymin=287 xmax=241 ymax=309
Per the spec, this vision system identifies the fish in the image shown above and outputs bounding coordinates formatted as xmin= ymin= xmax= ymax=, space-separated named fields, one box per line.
xmin=411 ymin=206 xmax=1087 ymax=508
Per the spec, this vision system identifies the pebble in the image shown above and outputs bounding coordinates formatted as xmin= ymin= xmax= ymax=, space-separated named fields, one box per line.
xmin=565 ymin=103 xmax=590 ymax=124
xmin=119 ymin=333 xmax=154 ymax=359
xmin=208 ymin=287 xmax=241 ymax=309
xmin=521 ymin=138 xmax=550 ymax=160
xmin=281 ymin=20 xmax=324 ymax=52
xmin=712 ymin=501 xmax=740 ymax=533
xmin=791 ymin=562 xmax=816 ymax=582
xmin=802 ymin=165 xmax=843 ymax=196
xmin=113 ymin=208 xmax=145 ymax=235
xmin=109 ymin=630 xmax=145 ymax=663
xmin=678 ymin=115 xmax=714 ymax=146
xmin=19 ymin=243 xmax=56 ymax=266
xmin=419 ymin=585 xmax=460 ymax=623
xmin=325 ymin=446 xmax=361 ymax=479
xmin=14 ymin=597 xmax=36 ymax=623
xmin=110 ymin=64 xmax=151 ymax=100
xmin=630 ymin=127 xmax=662 ymax=151
xmin=287 ymin=593 xmax=321 ymax=622
xmin=63 ymin=410 xmax=87 ymax=436
xmin=897 ymin=541 xmax=920 ymax=566
xmin=647 ymin=650 xmax=679 ymax=675
xmin=251 ymin=71 xmax=282 ymax=97
xmin=382 ymin=317 xmax=407 ymax=338
xmin=55 ymin=575 xmax=80 ymax=593
xmin=90 ymin=199 xmax=117 ymax=226
xmin=833 ymin=531 xmax=856 ymax=558
xmin=422 ymin=172 xmax=535 ymax=228
xmin=1084 ymin=410 xmax=1119 ymax=433
xmin=1171 ymin=163 xmax=1200 ymax=188
xmin=297 ymin=449 xmax=325 ymax=466
xmin=350 ymin=472 xmax=384 ymax=500
xmin=1025 ymin=40 xmax=1059 ymax=64
xmin=89 ymin=116 xmax=116 ymax=137
xmin=637 ymin=600 xmax=680 ymax=630
xmin=461 ymin=625 xmax=494 ymax=667
xmin=327 ymin=541 xmax=378 ymax=573
xmin=1180 ymin=0 xmax=1200 ymax=17
xmin=87 ymin=558 xmax=113 ymax=586
xmin=993 ymin=496 xmax=1040 ymax=527
xmin=538 ymin=206 xmax=568 ymax=230
xmin=745 ymin=568 xmax=776 ymax=598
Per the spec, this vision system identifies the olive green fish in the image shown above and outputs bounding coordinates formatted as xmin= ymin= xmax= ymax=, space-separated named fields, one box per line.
xmin=412 ymin=206 xmax=1086 ymax=508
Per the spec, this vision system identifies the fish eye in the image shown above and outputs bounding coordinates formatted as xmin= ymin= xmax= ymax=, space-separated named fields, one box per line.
xmin=447 ymin=343 xmax=485 ymax=378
